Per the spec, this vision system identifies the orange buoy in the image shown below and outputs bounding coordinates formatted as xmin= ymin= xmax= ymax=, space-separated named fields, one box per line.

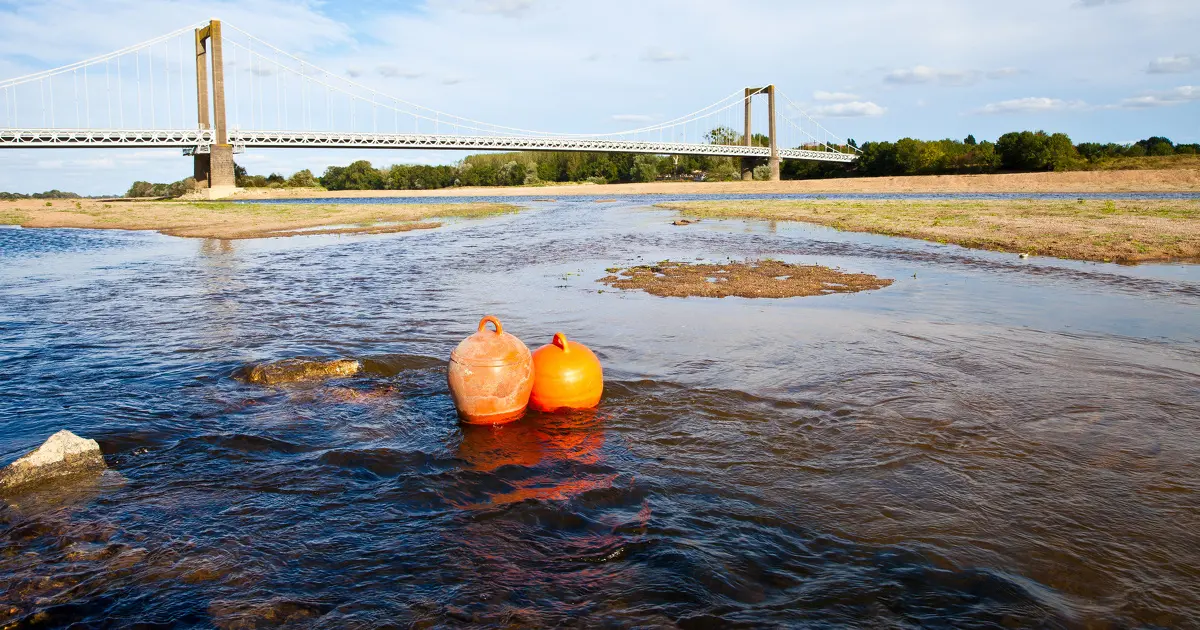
xmin=448 ymin=316 xmax=534 ymax=425
xmin=529 ymin=333 xmax=603 ymax=412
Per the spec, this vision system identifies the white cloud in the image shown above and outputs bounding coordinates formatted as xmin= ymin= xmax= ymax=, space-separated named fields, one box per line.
xmin=808 ymin=101 xmax=887 ymax=118
xmin=442 ymin=76 xmax=465 ymax=85
xmin=434 ymin=0 xmax=537 ymax=18
xmin=640 ymin=48 xmax=688 ymax=63
xmin=611 ymin=114 xmax=653 ymax=122
xmin=986 ymin=67 xmax=1023 ymax=79
xmin=813 ymin=91 xmax=860 ymax=102
xmin=1115 ymin=85 xmax=1200 ymax=108
xmin=1147 ymin=54 xmax=1196 ymax=74
xmin=974 ymin=97 xmax=1088 ymax=114
xmin=884 ymin=65 xmax=979 ymax=87
xmin=886 ymin=65 xmax=1022 ymax=86
xmin=345 ymin=67 xmax=364 ymax=78
xmin=377 ymin=65 xmax=424 ymax=79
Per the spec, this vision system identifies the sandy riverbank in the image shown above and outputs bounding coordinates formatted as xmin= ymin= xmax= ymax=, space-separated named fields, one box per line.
xmin=228 ymin=168 xmax=1200 ymax=199
xmin=0 ymin=199 xmax=518 ymax=239
xmin=660 ymin=198 xmax=1200 ymax=263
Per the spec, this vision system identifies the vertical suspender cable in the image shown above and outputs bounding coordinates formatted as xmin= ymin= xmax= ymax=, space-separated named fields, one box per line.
xmin=117 ymin=56 xmax=124 ymax=128
xmin=280 ymin=51 xmax=288 ymax=130
xmin=179 ymin=37 xmax=186 ymax=129
xmin=136 ymin=50 xmax=142 ymax=127
xmin=258 ymin=53 xmax=264 ymax=130
xmin=149 ymin=45 xmax=154 ymax=127
xmin=73 ymin=69 xmax=79 ymax=127
xmin=49 ymin=75 xmax=55 ymax=127
xmin=105 ymin=59 xmax=111 ymax=127
xmin=275 ymin=51 xmax=280 ymax=130
xmin=164 ymin=41 xmax=172 ymax=129
xmin=247 ymin=39 xmax=253 ymax=129
xmin=248 ymin=40 xmax=255 ymax=129
xmin=232 ymin=44 xmax=239 ymax=129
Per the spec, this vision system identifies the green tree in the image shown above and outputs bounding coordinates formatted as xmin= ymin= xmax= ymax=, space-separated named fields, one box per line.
xmin=630 ymin=155 xmax=659 ymax=182
xmin=1046 ymin=133 xmax=1082 ymax=170
xmin=321 ymin=160 xmax=383 ymax=190
xmin=997 ymin=131 xmax=1052 ymax=171
xmin=126 ymin=181 xmax=156 ymax=198
xmin=1135 ymin=136 xmax=1174 ymax=156
xmin=287 ymin=169 xmax=317 ymax=187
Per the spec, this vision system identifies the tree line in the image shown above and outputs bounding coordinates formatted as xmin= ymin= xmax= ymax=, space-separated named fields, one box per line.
xmin=0 ymin=189 xmax=82 ymax=200
xmin=315 ymin=131 xmax=1199 ymax=191
xmin=114 ymin=130 xmax=1198 ymax=196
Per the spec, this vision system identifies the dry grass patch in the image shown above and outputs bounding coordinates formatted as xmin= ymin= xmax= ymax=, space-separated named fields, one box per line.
xmin=1 ymin=199 xmax=518 ymax=239
xmin=599 ymin=260 xmax=893 ymax=298
xmin=660 ymin=198 xmax=1200 ymax=263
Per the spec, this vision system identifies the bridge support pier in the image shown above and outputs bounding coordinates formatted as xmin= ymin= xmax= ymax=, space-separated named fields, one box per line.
xmin=740 ymin=85 xmax=781 ymax=181
xmin=742 ymin=88 xmax=755 ymax=180
xmin=193 ymin=20 xmax=236 ymax=197
xmin=767 ymin=85 xmax=780 ymax=182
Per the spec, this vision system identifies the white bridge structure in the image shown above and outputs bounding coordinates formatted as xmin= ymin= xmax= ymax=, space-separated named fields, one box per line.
xmin=0 ymin=20 xmax=859 ymax=193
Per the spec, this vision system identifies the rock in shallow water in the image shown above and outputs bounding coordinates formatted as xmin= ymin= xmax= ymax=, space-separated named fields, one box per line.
xmin=0 ymin=430 xmax=106 ymax=493
xmin=238 ymin=358 xmax=362 ymax=386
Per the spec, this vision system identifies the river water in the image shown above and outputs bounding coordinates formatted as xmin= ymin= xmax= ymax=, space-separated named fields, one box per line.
xmin=1 ymin=197 xmax=1198 ymax=628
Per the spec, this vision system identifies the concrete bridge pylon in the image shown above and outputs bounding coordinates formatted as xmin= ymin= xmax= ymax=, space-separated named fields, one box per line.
xmin=193 ymin=20 xmax=236 ymax=196
xmin=740 ymin=85 xmax=780 ymax=182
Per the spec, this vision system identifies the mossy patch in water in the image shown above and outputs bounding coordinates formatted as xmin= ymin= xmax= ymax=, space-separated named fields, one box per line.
xmin=235 ymin=358 xmax=362 ymax=386
xmin=599 ymin=260 xmax=893 ymax=298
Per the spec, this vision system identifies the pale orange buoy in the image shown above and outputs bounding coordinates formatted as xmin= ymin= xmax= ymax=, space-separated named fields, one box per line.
xmin=530 ymin=332 xmax=603 ymax=412
xmin=448 ymin=316 xmax=534 ymax=425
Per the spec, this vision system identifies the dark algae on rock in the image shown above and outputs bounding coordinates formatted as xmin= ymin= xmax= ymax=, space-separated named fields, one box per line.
xmin=599 ymin=259 xmax=894 ymax=298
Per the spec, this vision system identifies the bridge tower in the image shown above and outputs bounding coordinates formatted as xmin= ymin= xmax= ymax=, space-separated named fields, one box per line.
xmin=193 ymin=20 xmax=236 ymax=194
xmin=740 ymin=85 xmax=780 ymax=182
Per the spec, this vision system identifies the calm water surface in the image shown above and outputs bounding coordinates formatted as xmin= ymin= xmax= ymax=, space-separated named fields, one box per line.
xmin=1 ymin=199 xmax=1198 ymax=628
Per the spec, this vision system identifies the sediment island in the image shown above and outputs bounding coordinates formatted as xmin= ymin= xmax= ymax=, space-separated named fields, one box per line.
xmin=0 ymin=199 xmax=519 ymax=240
xmin=659 ymin=197 xmax=1200 ymax=264
xmin=3 ymin=169 xmax=1198 ymax=263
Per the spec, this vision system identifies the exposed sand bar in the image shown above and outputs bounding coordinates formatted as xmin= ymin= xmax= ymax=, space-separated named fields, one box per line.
xmin=0 ymin=199 xmax=519 ymax=240
xmin=660 ymin=198 xmax=1200 ymax=263
xmin=230 ymin=168 xmax=1200 ymax=199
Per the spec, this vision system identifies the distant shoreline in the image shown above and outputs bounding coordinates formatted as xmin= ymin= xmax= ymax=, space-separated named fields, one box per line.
xmin=227 ymin=168 xmax=1200 ymax=200
xmin=0 ymin=200 xmax=518 ymax=240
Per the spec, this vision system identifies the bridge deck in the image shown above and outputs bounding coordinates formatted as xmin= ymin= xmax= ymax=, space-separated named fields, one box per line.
xmin=0 ymin=128 xmax=858 ymax=162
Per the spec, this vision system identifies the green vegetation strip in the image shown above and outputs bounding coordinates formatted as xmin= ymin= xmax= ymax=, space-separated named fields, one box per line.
xmin=3 ymin=200 xmax=519 ymax=240
xmin=659 ymin=198 xmax=1200 ymax=263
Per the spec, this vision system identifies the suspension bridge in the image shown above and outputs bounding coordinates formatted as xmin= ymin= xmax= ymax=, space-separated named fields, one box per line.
xmin=0 ymin=20 xmax=860 ymax=195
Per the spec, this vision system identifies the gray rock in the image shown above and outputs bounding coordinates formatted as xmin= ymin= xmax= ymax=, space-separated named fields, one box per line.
xmin=0 ymin=430 xmax=106 ymax=493
xmin=238 ymin=358 xmax=362 ymax=386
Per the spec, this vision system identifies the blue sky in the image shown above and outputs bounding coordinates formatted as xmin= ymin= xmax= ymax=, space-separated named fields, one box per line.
xmin=1 ymin=0 xmax=1197 ymax=195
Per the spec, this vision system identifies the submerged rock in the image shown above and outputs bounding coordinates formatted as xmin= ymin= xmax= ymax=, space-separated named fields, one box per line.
xmin=0 ymin=430 xmax=106 ymax=493
xmin=238 ymin=358 xmax=362 ymax=386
